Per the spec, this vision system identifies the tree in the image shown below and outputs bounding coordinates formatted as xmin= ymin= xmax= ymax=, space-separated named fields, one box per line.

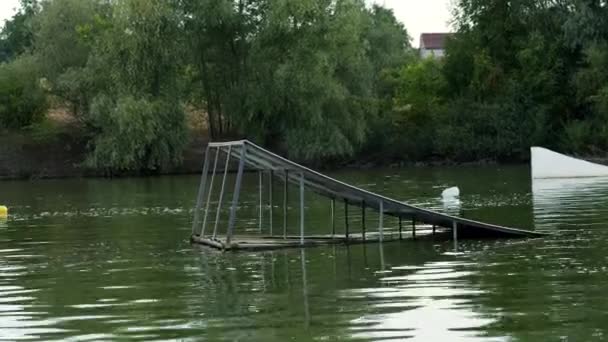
xmin=437 ymin=0 xmax=582 ymax=161
xmin=181 ymin=0 xmax=258 ymax=140
xmin=33 ymin=0 xmax=101 ymax=81
xmin=0 ymin=0 xmax=40 ymax=62
xmin=0 ymin=55 xmax=47 ymax=129
xmin=82 ymin=0 xmax=188 ymax=172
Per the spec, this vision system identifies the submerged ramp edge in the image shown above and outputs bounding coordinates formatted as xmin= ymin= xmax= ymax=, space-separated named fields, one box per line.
xmin=191 ymin=140 xmax=544 ymax=251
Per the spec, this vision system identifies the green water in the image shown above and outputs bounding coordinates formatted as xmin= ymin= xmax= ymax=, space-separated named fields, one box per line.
xmin=0 ymin=165 xmax=605 ymax=341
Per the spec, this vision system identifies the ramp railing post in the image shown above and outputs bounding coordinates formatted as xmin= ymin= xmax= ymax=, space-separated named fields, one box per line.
xmin=258 ymin=171 xmax=263 ymax=233
xmin=269 ymin=170 xmax=274 ymax=236
xmin=301 ymin=249 xmax=310 ymax=328
xmin=299 ymin=173 xmax=305 ymax=246
xmin=412 ymin=217 xmax=417 ymax=240
xmin=344 ymin=200 xmax=350 ymax=241
xmin=212 ymin=146 xmax=232 ymax=239
xmin=226 ymin=144 xmax=247 ymax=246
xmin=378 ymin=201 xmax=384 ymax=242
xmin=331 ymin=199 xmax=336 ymax=238
xmin=361 ymin=202 xmax=366 ymax=242
xmin=192 ymin=145 xmax=211 ymax=236
xmin=201 ymin=146 xmax=221 ymax=237
xmin=453 ymin=221 xmax=458 ymax=251
xmin=283 ymin=170 xmax=288 ymax=239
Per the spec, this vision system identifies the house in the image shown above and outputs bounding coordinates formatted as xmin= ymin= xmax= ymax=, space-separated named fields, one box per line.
xmin=419 ymin=33 xmax=452 ymax=59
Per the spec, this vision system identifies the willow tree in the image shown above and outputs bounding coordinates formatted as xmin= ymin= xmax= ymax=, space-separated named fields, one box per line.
xmin=34 ymin=0 xmax=101 ymax=82
xmin=84 ymin=0 xmax=188 ymax=172
xmin=181 ymin=0 xmax=261 ymax=139
xmin=181 ymin=0 xmax=412 ymax=162
xmin=243 ymin=0 xmax=375 ymax=161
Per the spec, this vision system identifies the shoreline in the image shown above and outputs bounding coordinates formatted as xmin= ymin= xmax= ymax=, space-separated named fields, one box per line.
xmin=3 ymin=131 xmax=608 ymax=181
xmin=0 ymin=140 xmax=521 ymax=182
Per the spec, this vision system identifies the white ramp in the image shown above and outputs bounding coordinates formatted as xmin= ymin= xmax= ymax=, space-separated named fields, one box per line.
xmin=531 ymin=147 xmax=608 ymax=179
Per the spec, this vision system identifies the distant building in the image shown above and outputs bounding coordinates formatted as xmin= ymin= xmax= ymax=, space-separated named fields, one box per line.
xmin=419 ymin=33 xmax=453 ymax=59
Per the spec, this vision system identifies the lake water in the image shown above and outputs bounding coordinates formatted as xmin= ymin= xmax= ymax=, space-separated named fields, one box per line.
xmin=0 ymin=165 xmax=605 ymax=341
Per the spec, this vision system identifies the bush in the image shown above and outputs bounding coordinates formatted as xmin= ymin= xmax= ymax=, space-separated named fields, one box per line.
xmin=86 ymin=95 xmax=188 ymax=172
xmin=0 ymin=56 xmax=47 ymax=129
xmin=561 ymin=120 xmax=595 ymax=154
xmin=386 ymin=58 xmax=445 ymax=160
xmin=434 ymin=99 xmax=528 ymax=162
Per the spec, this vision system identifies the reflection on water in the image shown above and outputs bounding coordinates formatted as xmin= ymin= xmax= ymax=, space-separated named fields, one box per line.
xmin=533 ymin=177 xmax=608 ymax=231
xmin=0 ymin=166 xmax=607 ymax=340
xmin=346 ymin=259 xmax=498 ymax=341
xmin=442 ymin=198 xmax=462 ymax=217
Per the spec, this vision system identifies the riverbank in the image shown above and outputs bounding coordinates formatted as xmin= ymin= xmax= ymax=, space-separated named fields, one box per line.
xmin=0 ymin=139 xmax=512 ymax=182
xmin=0 ymin=136 xmax=484 ymax=181
xmin=3 ymin=126 xmax=607 ymax=181
xmin=0 ymin=127 xmax=206 ymax=180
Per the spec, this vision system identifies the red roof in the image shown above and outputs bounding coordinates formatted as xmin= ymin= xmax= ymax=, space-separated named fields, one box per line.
xmin=420 ymin=33 xmax=452 ymax=50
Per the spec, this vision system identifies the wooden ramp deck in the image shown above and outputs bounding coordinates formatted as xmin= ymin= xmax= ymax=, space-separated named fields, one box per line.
xmin=191 ymin=140 xmax=544 ymax=251
xmin=191 ymin=230 xmax=441 ymax=251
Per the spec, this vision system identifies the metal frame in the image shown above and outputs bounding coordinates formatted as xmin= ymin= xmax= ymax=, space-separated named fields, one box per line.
xmin=190 ymin=140 xmax=544 ymax=251
xmin=191 ymin=146 xmax=211 ymax=235
xmin=226 ymin=145 xmax=247 ymax=245
xmin=212 ymin=146 xmax=232 ymax=239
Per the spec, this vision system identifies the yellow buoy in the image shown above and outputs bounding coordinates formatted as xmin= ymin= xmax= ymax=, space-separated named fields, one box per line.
xmin=0 ymin=206 xmax=7 ymax=219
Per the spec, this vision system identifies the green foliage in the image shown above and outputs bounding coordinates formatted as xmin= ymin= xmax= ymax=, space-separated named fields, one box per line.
xmin=0 ymin=55 xmax=47 ymax=129
xmin=21 ymin=0 xmax=608 ymax=168
xmin=33 ymin=0 xmax=101 ymax=81
xmin=180 ymin=0 xmax=412 ymax=162
xmin=26 ymin=118 xmax=67 ymax=144
xmin=368 ymin=0 xmax=608 ymax=163
xmin=244 ymin=0 xmax=377 ymax=161
xmin=1 ymin=0 xmax=415 ymax=168
xmin=80 ymin=0 xmax=188 ymax=172
xmin=389 ymin=58 xmax=445 ymax=159
xmin=86 ymin=95 xmax=187 ymax=171
xmin=0 ymin=0 xmax=39 ymax=62
xmin=561 ymin=120 xmax=595 ymax=154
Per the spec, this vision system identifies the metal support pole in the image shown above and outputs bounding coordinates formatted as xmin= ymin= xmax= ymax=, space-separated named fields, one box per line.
xmin=226 ymin=145 xmax=247 ymax=246
xmin=379 ymin=240 xmax=385 ymax=271
xmin=269 ymin=170 xmax=274 ymax=236
xmin=201 ymin=147 xmax=221 ymax=237
xmin=283 ymin=170 xmax=288 ymax=239
xmin=453 ymin=221 xmax=458 ymax=252
xmin=331 ymin=199 xmax=336 ymax=238
xmin=300 ymin=173 xmax=305 ymax=246
xmin=212 ymin=146 xmax=232 ymax=239
xmin=361 ymin=202 xmax=366 ymax=242
xmin=398 ymin=216 xmax=403 ymax=240
xmin=412 ymin=217 xmax=416 ymax=240
xmin=379 ymin=201 xmax=384 ymax=242
xmin=192 ymin=145 xmax=211 ymax=235
xmin=344 ymin=200 xmax=349 ymax=241
xmin=301 ymin=249 xmax=310 ymax=328
xmin=258 ymin=171 xmax=263 ymax=233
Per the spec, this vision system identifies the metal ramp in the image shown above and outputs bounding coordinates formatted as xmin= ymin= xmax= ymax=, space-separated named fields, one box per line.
xmin=191 ymin=140 xmax=543 ymax=250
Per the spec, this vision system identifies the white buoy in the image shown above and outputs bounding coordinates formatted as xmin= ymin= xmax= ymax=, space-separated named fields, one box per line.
xmin=441 ymin=187 xmax=461 ymax=215
xmin=441 ymin=186 xmax=460 ymax=200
